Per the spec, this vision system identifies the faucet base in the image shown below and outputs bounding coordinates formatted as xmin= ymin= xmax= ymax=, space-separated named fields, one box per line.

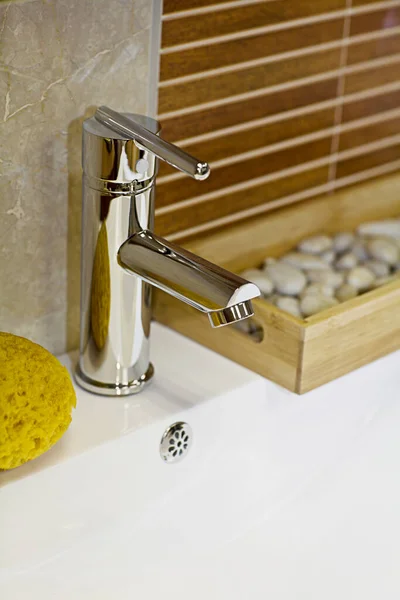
xmin=74 ymin=363 xmax=154 ymax=397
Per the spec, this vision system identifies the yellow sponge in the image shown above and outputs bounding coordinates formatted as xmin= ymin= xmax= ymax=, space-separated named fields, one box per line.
xmin=0 ymin=333 xmax=76 ymax=470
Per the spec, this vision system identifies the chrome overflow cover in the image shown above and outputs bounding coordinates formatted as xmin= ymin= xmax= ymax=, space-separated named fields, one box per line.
xmin=160 ymin=422 xmax=192 ymax=463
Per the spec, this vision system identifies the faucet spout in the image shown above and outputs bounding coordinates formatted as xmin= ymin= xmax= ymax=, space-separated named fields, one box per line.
xmin=118 ymin=231 xmax=260 ymax=327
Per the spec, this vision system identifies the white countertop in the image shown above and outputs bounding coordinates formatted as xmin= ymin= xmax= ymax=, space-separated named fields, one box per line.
xmin=2 ymin=323 xmax=400 ymax=599
xmin=1 ymin=323 xmax=261 ymax=487
xmin=2 ymin=321 xmax=400 ymax=487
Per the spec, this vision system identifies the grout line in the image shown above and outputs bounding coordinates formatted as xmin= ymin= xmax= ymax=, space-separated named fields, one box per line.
xmin=158 ymin=53 xmax=400 ymax=120
xmin=165 ymin=160 xmax=400 ymax=242
xmin=162 ymin=0 xmax=274 ymax=20
xmin=157 ymin=106 xmax=400 ymax=185
xmin=160 ymin=0 xmax=400 ymax=53
xmin=329 ymin=0 xmax=352 ymax=185
xmin=156 ymin=132 xmax=400 ymax=213
xmin=159 ymin=25 xmax=400 ymax=88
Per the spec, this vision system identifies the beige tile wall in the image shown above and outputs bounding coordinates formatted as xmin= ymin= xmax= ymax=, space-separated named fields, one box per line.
xmin=0 ymin=0 xmax=159 ymax=354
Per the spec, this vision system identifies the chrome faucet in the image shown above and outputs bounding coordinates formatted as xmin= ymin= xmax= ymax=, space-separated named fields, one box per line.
xmin=75 ymin=106 xmax=260 ymax=396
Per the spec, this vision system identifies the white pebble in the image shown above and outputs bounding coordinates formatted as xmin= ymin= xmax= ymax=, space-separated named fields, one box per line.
xmin=346 ymin=266 xmax=375 ymax=291
xmin=300 ymin=294 xmax=338 ymax=317
xmin=335 ymin=252 xmax=358 ymax=270
xmin=240 ymin=268 xmax=274 ymax=296
xmin=281 ymin=252 xmax=330 ymax=271
xmin=336 ymin=283 xmax=358 ymax=302
xmin=367 ymin=238 xmax=399 ymax=265
xmin=275 ymin=296 xmax=302 ymax=318
xmin=357 ymin=219 xmax=400 ymax=240
xmin=333 ymin=232 xmax=355 ymax=253
xmin=352 ymin=238 xmax=369 ymax=262
xmin=364 ymin=260 xmax=390 ymax=278
xmin=300 ymin=283 xmax=335 ymax=298
xmin=265 ymin=262 xmax=307 ymax=296
xmin=307 ymin=269 xmax=344 ymax=289
xmin=298 ymin=234 xmax=333 ymax=254
xmin=321 ymin=249 xmax=335 ymax=265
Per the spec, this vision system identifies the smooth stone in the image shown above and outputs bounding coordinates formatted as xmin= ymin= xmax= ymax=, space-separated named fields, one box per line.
xmin=300 ymin=294 xmax=338 ymax=317
xmin=367 ymin=238 xmax=399 ymax=265
xmin=357 ymin=219 xmax=400 ymax=240
xmin=333 ymin=232 xmax=355 ymax=253
xmin=275 ymin=296 xmax=302 ymax=318
xmin=281 ymin=252 xmax=330 ymax=271
xmin=346 ymin=266 xmax=375 ymax=291
xmin=335 ymin=252 xmax=358 ymax=270
xmin=364 ymin=260 xmax=390 ymax=278
xmin=297 ymin=234 xmax=333 ymax=254
xmin=321 ymin=249 xmax=335 ymax=265
xmin=352 ymin=239 xmax=369 ymax=262
xmin=336 ymin=283 xmax=358 ymax=302
xmin=265 ymin=262 xmax=307 ymax=296
xmin=306 ymin=269 xmax=344 ymax=289
xmin=300 ymin=283 xmax=335 ymax=298
xmin=240 ymin=268 xmax=274 ymax=296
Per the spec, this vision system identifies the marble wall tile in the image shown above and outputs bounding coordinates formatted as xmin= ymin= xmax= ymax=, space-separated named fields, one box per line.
xmin=0 ymin=0 xmax=156 ymax=354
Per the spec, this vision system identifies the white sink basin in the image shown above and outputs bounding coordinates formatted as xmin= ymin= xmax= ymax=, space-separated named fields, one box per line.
xmin=1 ymin=324 xmax=400 ymax=599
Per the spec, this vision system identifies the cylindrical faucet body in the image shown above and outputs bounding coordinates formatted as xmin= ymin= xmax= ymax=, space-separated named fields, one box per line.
xmin=76 ymin=114 xmax=160 ymax=395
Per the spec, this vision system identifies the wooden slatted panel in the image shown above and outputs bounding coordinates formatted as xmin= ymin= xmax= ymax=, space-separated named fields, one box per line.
xmin=161 ymin=0 xmax=346 ymax=47
xmin=155 ymin=167 xmax=330 ymax=237
xmin=161 ymin=78 xmax=340 ymax=141
xmin=157 ymin=0 xmax=400 ymax=241
xmin=160 ymin=19 xmax=344 ymax=81
xmin=158 ymin=108 xmax=335 ymax=177
xmin=159 ymin=48 xmax=341 ymax=114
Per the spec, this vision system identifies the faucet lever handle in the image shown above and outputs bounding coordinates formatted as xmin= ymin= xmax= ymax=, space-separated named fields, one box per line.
xmin=95 ymin=106 xmax=210 ymax=181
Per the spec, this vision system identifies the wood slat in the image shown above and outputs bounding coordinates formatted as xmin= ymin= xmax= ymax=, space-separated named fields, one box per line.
xmin=347 ymin=32 xmax=400 ymax=66
xmin=350 ymin=6 xmax=400 ymax=36
xmin=352 ymin=0 xmax=398 ymax=4
xmin=160 ymin=78 xmax=339 ymax=142
xmin=156 ymin=137 xmax=332 ymax=208
xmin=160 ymin=18 xmax=343 ymax=81
xmin=163 ymin=0 xmax=232 ymax=13
xmin=158 ymin=108 xmax=335 ymax=177
xmin=158 ymin=48 xmax=341 ymax=114
xmin=344 ymin=61 xmax=400 ymax=95
xmin=339 ymin=117 xmax=400 ymax=151
xmin=161 ymin=0 xmax=345 ymax=47
xmin=342 ymin=88 xmax=400 ymax=122
xmin=336 ymin=143 xmax=400 ymax=178
xmin=155 ymin=167 xmax=329 ymax=237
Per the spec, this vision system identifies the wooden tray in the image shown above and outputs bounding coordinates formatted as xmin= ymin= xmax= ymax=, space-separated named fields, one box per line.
xmin=154 ymin=175 xmax=400 ymax=393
